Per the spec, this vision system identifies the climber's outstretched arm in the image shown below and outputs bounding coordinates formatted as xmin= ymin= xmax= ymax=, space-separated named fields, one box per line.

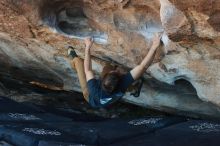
xmin=130 ymin=33 xmax=161 ymax=80
xmin=84 ymin=37 xmax=95 ymax=81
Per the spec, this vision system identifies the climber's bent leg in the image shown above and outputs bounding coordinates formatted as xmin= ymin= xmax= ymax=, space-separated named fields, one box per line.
xmin=71 ymin=57 xmax=89 ymax=102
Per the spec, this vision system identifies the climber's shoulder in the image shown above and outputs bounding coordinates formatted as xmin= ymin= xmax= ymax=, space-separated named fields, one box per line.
xmin=87 ymin=78 xmax=102 ymax=97
xmin=117 ymin=72 xmax=135 ymax=93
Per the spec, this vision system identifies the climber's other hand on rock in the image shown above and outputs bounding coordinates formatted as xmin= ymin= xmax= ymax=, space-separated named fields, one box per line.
xmin=151 ymin=33 xmax=162 ymax=50
xmin=84 ymin=37 xmax=93 ymax=49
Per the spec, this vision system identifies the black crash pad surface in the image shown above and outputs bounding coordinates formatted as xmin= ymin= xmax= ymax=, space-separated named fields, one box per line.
xmin=0 ymin=96 xmax=219 ymax=146
xmin=109 ymin=120 xmax=220 ymax=146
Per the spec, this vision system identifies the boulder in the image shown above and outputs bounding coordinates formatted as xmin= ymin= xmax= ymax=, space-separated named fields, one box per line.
xmin=0 ymin=0 xmax=220 ymax=118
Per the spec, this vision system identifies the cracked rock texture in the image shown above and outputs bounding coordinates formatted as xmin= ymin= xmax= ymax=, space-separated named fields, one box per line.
xmin=0 ymin=0 xmax=220 ymax=118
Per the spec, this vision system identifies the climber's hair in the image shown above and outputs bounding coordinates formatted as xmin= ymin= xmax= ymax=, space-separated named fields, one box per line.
xmin=101 ymin=71 xmax=120 ymax=93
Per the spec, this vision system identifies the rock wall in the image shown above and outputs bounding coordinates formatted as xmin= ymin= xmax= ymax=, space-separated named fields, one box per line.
xmin=0 ymin=0 xmax=220 ymax=118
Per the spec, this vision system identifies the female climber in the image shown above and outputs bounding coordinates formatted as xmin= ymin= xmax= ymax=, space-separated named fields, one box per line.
xmin=68 ymin=33 xmax=161 ymax=108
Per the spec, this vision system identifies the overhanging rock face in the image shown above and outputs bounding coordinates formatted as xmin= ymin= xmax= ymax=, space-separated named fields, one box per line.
xmin=0 ymin=0 xmax=220 ymax=118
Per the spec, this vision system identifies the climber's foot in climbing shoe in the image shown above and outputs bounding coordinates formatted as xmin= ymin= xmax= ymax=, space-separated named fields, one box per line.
xmin=67 ymin=46 xmax=78 ymax=59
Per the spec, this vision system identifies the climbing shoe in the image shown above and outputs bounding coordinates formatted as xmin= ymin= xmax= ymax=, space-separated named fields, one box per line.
xmin=67 ymin=46 xmax=78 ymax=59
xmin=130 ymin=77 xmax=144 ymax=98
